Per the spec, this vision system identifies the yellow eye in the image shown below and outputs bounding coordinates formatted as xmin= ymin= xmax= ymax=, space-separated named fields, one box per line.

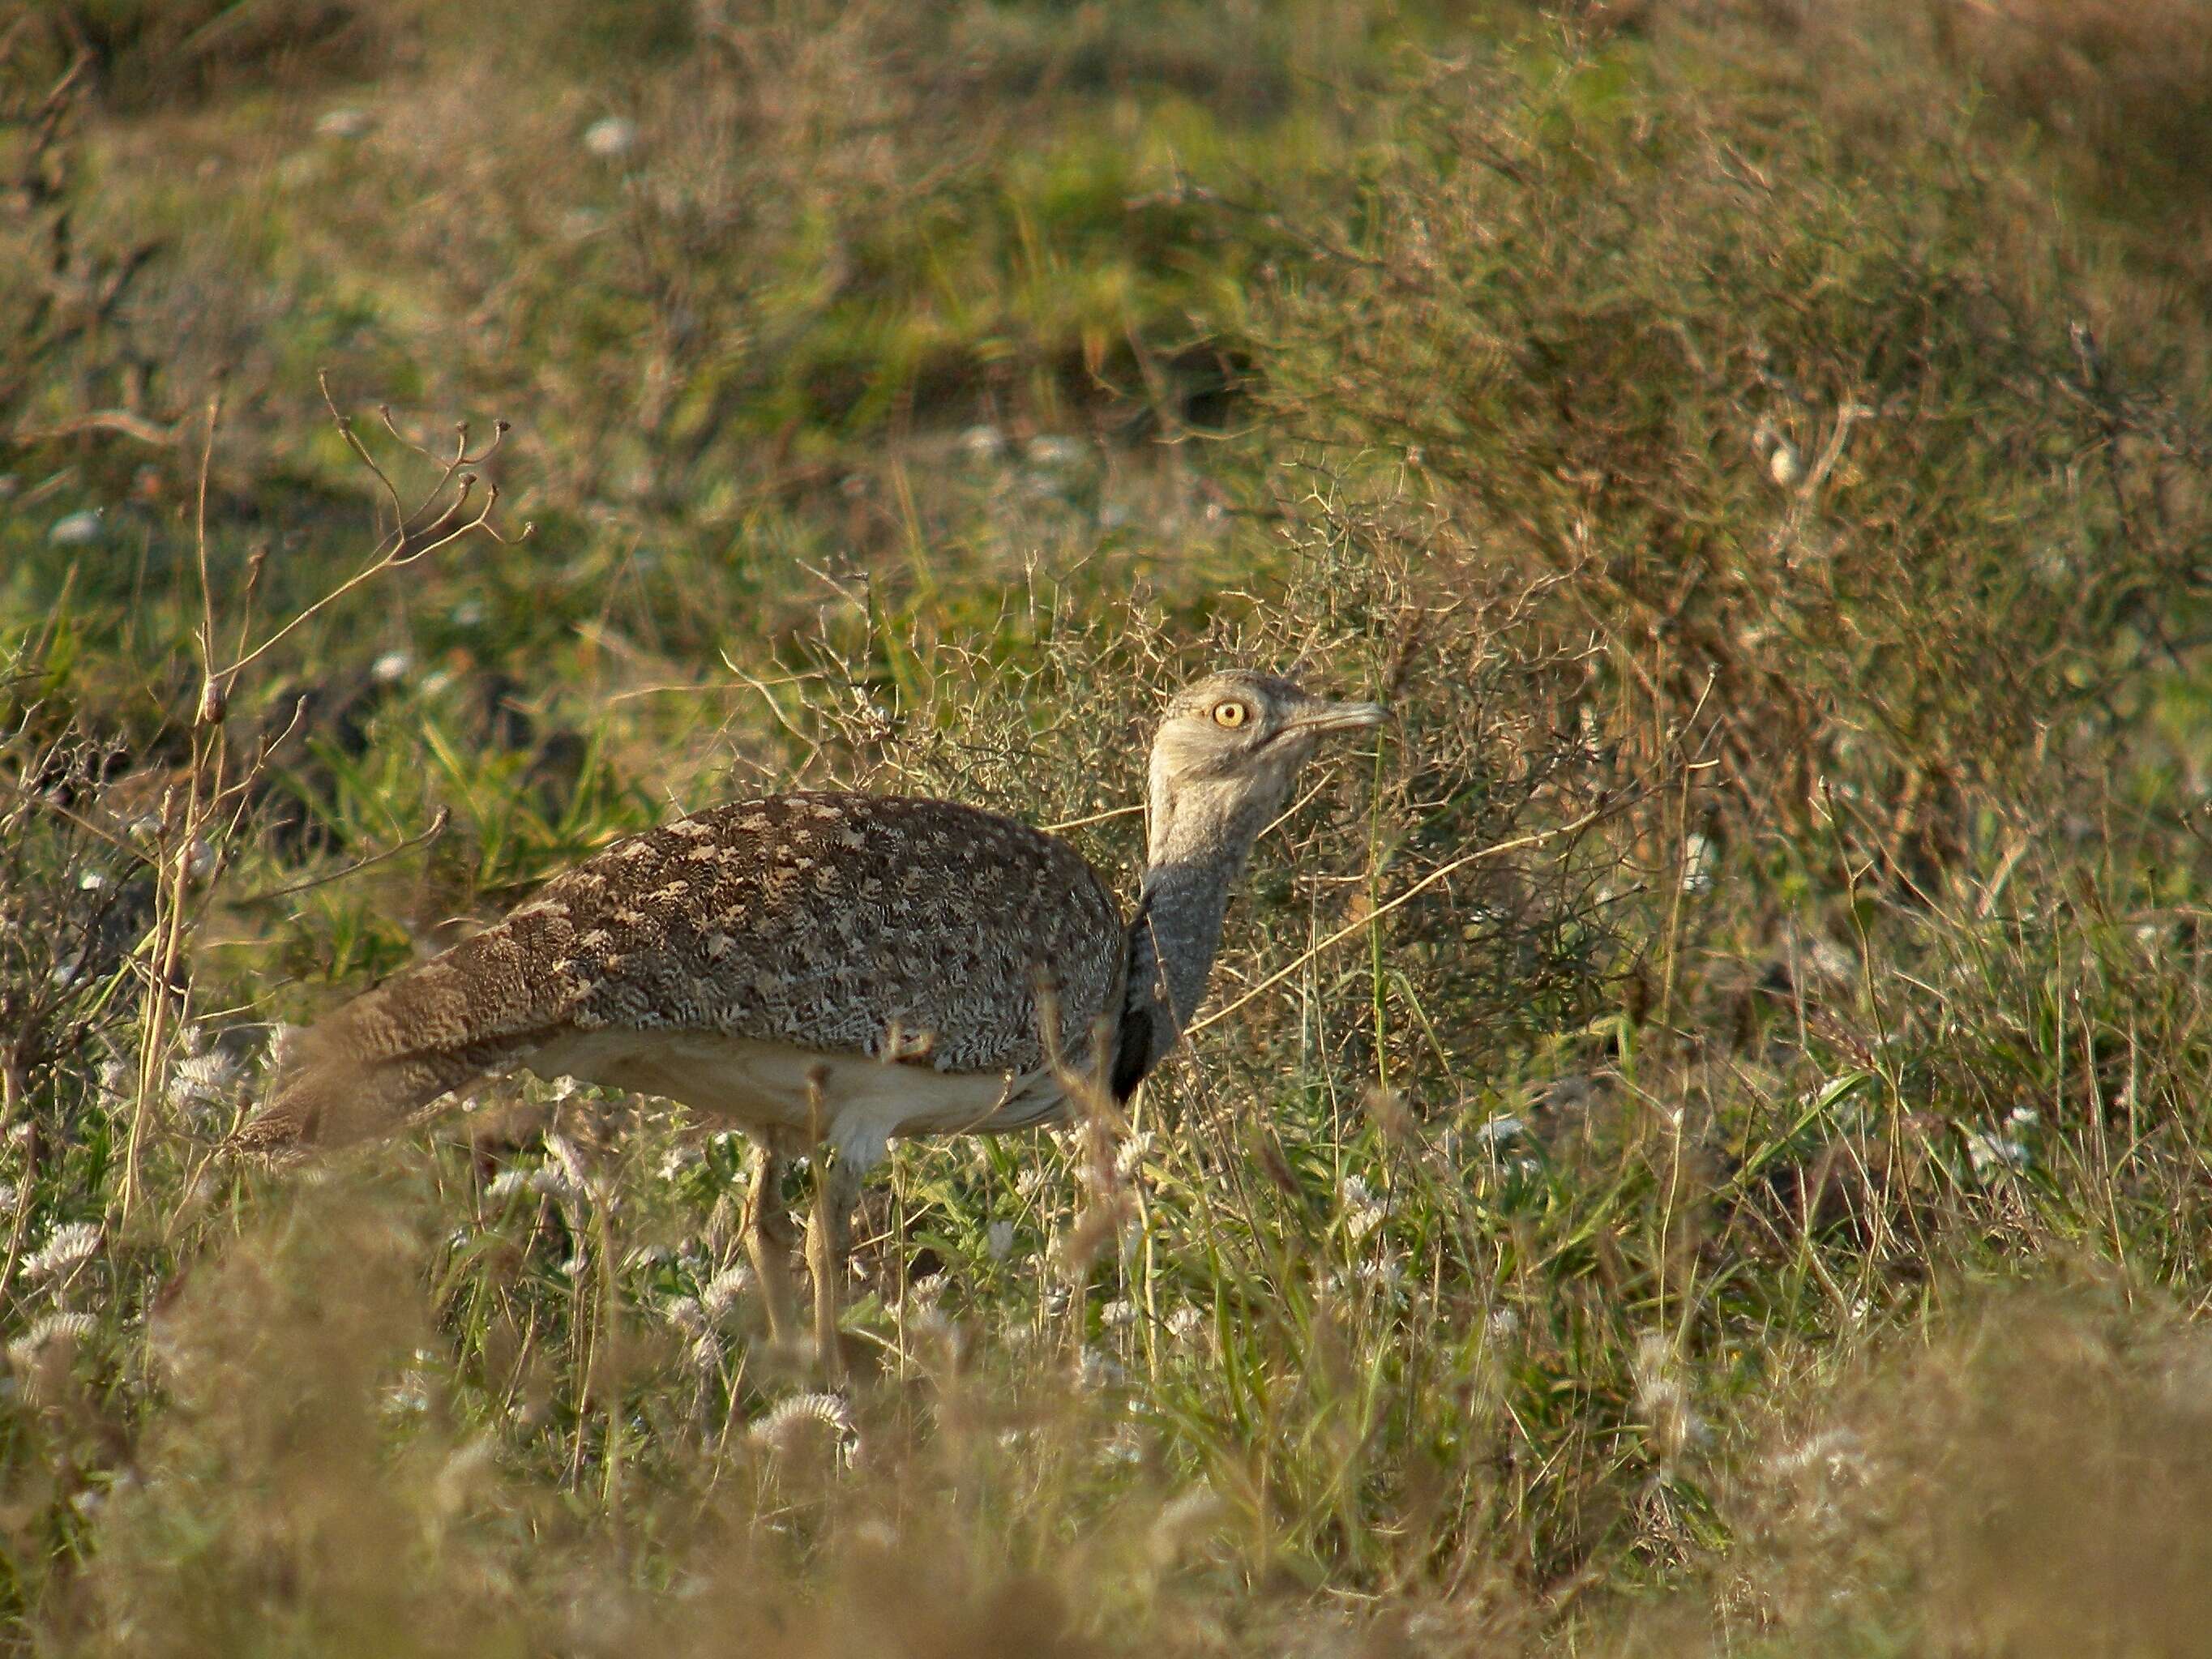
xmin=1211 ymin=700 xmax=1249 ymax=729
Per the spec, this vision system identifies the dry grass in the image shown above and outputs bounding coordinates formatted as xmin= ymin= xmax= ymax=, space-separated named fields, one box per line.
xmin=2 ymin=0 xmax=2211 ymax=1652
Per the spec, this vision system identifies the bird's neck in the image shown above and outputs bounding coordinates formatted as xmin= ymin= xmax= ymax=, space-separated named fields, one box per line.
xmin=1131 ymin=848 xmax=1242 ymax=1041
xmin=1125 ymin=790 xmax=1275 ymax=1064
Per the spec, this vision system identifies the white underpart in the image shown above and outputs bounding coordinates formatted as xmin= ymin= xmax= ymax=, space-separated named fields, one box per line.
xmin=528 ymin=1029 xmax=1070 ymax=1174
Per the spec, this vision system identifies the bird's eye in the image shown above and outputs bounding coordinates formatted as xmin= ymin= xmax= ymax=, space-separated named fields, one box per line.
xmin=1211 ymin=700 xmax=1250 ymax=729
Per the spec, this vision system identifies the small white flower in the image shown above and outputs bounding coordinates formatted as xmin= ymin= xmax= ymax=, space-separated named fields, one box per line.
xmin=986 ymin=1221 xmax=1015 ymax=1261
xmin=9 ymin=1311 xmax=96 ymax=1370
xmin=485 ymin=1167 xmax=533 ymax=1199
xmin=957 ymin=424 xmax=1006 ymax=461
xmin=750 ymin=1392 xmax=856 ymax=1458
xmin=1631 ymin=1332 xmax=1710 ymax=1458
xmin=581 ymin=117 xmax=640 ymax=160
xmin=21 ymin=1222 xmax=101 ymax=1282
xmin=1680 ymin=832 xmax=1717 ymax=896
xmin=48 ymin=511 xmax=102 ymax=547
xmin=167 ymin=1047 xmax=243 ymax=1120
xmin=1149 ymin=1486 xmax=1227 ymax=1561
xmin=314 ymin=107 xmax=374 ymax=140
xmin=701 ymin=1263 xmax=755 ymax=1322
xmin=1352 ymin=1255 xmax=1406 ymax=1301
xmin=1114 ymin=1131 xmax=1156 ymax=1179
xmin=181 ymin=839 xmax=216 ymax=883
xmin=1752 ymin=415 xmax=1806 ymax=489
xmin=1166 ymin=1305 xmax=1207 ymax=1343
xmin=1487 ymin=1306 xmax=1521 ymax=1340
xmin=1099 ymin=1298 xmax=1138 ymax=1330
xmin=1073 ymin=1348 xmax=1126 ymax=1390
xmin=1964 ymin=1127 xmax=2031 ymax=1175
xmin=1025 ymin=434 xmax=1085 ymax=469
xmin=267 ymin=1024 xmax=306 ymax=1072
xmin=541 ymin=1135 xmax=593 ymax=1204
xmin=1770 ymin=1427 xmax=1868 ymax=1492
xmin=1098 ymin=1423 xmax=1145 ymax=1466
xmin=1340 ymin=1174 xmax=1386 ymax=1240
xmin=903 ymin=1300 xmax=958 ymax=1353
xmin=1470 ymin=1114 xmax=1527 ymax=1151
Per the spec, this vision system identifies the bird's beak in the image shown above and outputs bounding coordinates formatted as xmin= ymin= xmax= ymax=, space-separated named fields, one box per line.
xmin=1281 ymin=698 xmax=1388 ymax=738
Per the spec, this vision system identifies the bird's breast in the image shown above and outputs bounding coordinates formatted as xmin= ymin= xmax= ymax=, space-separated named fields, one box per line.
xmin=524 ymin=1028 xmax=1079 ymax=1152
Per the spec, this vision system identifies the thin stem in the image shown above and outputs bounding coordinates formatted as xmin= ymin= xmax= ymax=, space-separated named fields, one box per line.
xmin=1189 ymin=787 xmax=1661 ymax=1037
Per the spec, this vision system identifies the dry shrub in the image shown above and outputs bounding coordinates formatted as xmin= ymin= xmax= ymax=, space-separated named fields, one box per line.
xmin=51 ymin=0 xmax=402 ymax=113
xmin=0 ymin=715 xmax=150 ymax=1125
xmin=36 ymin=1178 xmax=1266 ymax=1658
xmin=1723 ymin=1291 xmax=2212 ymax=1657
xmin=1244 ymin=36 xmax=2212 ymax=867
xmin=6 ymin=6 xmax=2212 ymax=1652
xmin=1675 ymin=0 xmax=2212 ymax=347
xmin=1929 ymin=0 xmax=2212 ymax=205
xmin=63 ymin=1190 xmax=501 ymax=1657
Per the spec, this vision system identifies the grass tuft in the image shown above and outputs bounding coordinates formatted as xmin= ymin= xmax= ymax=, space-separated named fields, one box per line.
xmin=2 ymin=0 xmax=2210 ymax=1650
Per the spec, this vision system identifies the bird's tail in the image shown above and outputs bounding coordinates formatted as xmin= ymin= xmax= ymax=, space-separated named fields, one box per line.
xmin=229 ymin=951 xmax=541 ymax=1155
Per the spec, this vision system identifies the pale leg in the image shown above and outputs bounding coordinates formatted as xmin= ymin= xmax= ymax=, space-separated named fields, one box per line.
xmin=806 ymin=1149 xmax=862 ymax=1379
xmin=738 ymin=1138 xmax=799 ymax=1349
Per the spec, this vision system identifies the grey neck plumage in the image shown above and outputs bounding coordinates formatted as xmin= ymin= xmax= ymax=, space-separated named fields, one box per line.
xmin=1110 ymin=773 xmax=1286 ymax=1098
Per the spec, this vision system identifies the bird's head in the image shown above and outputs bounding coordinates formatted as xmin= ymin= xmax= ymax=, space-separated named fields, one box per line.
xmin=1146 ymin=670 xmax=1386 ymax=862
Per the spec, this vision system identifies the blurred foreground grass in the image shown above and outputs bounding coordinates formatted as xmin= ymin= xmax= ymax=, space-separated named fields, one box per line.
xmin=3 ymin=1 xmax=2212 ymax=1653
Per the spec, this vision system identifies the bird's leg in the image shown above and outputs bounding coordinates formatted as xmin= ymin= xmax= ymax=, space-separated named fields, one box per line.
xmin=799 ymin=1062 xmax=858 ymax=1379
xmin=805 ymin=1144 xmax=862 ymax=1380
xmin=738 ymin=1138 xmax=799 ymax=1349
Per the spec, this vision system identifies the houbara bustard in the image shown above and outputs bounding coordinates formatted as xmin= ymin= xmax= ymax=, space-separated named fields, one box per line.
xmin=233 ymin=670 xmax=1386 ymax=1374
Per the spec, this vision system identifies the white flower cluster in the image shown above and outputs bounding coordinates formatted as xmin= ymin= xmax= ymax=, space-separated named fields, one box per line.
xmin=700 ymin=1263 xmax=755 ymax=1324
xmin=8 ymin=1311 xmax=96 ymax=1371
xmin=748 ymin=1392 xmax=858 ymax=1461
xmin=1340 ymin=1174 xmax=1387 ymax=1241
xmin=166 ymin=1045 xmax=244 ymax=1124
xmin=20 ymin=1221 xmax=101 ymax=1283
xmin=661 ymin=1296 xmax=720 ymax=1373
xmin=1964 ymin=1107 xmax=2039 ymax=1177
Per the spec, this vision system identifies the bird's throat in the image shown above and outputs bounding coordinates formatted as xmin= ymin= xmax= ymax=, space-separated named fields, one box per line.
xmin=1131 ymin=843 xmax=1246 ymax=1050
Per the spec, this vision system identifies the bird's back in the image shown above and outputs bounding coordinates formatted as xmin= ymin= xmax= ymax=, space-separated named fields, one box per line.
xmin=239 ymin=793 xmax=1128 ymax=1148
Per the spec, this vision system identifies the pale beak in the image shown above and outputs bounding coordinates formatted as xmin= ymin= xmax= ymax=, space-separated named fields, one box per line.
xmin=1281 ymin=698 xmax=1388 ymax=738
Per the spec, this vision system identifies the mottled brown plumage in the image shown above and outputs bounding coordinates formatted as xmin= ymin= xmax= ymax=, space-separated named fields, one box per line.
xmin=236 ymin=669 xmax=1386 ymax=1375
xmin=244 ymin=793 xmax=1123 ymax=1150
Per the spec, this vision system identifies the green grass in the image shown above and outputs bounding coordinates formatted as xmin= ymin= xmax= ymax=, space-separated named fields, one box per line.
xmin=4 ymin=0 xmax=2212 ymax=1652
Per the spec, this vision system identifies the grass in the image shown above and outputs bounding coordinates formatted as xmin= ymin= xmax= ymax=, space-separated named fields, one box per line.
xmin=4 ymin=0 xmax=2212 ymax=1651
